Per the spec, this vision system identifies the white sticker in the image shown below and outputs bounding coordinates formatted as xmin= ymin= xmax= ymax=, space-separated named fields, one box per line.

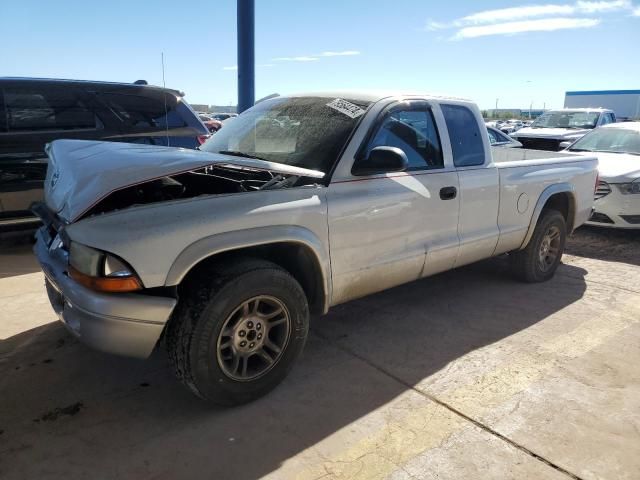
xmin=326 ymin=98 xmax=365 ymax=119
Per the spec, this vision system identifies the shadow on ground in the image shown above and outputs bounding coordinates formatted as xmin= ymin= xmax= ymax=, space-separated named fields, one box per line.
xmin=567 ymin=226 xmax=640 ymax=266
xmin=0 ymin=254 xmax=588 ymax=479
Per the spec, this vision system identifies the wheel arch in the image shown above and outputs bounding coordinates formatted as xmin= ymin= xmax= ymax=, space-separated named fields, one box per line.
xmin=165 ymin=226 xmax=331 ymax=315
xmin=520 ymin=184 xmax=576 ymax=250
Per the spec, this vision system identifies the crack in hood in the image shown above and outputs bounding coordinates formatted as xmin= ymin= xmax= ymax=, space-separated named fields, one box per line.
xmin=44 ymin=139 xmax=324 ymax=222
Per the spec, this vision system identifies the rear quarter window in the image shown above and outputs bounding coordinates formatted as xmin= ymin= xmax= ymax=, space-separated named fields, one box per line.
xmin=441 ymin=104 xmax=485 ymax=167
xmin=3 ymin=87 xmax=97 ymax=132
xmin=96 ymin=92 xmax=187 ymax=129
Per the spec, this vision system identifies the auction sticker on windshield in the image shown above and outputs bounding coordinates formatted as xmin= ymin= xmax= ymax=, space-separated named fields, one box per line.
xmin=326 ymin=98 xmax=365 ymax=119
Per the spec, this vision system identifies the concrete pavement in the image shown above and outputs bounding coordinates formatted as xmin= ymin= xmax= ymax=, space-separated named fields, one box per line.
xmin=0 ymin=227 xmax=639 ymax=480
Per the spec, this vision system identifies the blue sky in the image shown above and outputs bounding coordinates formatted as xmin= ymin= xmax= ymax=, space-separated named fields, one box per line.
xmin=1 ymin=0 xmax=639 ymax=109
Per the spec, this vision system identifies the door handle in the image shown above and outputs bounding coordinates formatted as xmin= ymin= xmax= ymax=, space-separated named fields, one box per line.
xmin=439 ymin=186 xmax=457 ymax=200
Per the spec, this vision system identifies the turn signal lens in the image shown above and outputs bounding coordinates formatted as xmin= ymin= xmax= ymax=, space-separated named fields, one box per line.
xmin=69 ymin=266 xmax=143 ymax=293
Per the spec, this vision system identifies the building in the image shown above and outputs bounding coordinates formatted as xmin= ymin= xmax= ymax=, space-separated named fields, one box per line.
xmin=485 ymin=108 xmax=546 ymax=119
xmin=190 ymin=104 xmax=209 ymax=113
xmin=189 ymin=104 xmax=238 ymax=114
xmin=564 ymin=90 xmax=640 ymax=120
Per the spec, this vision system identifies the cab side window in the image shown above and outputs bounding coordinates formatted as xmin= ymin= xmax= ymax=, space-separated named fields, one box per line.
xmin=442 ymin=104 xmax=485 ymax=167
xmin=367 ymin=108 xmax=444 ymax=170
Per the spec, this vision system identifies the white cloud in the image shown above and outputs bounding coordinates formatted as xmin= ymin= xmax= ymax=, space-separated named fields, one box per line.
xmin=427 ymin=0 xmax=632 ymax=34
xmin=576 ymin=0 xmax=631 ymax=13
xmin=222 ymin=65 xmax=238 ymax=71
xmin=461 ymin=4 xmax=575 ymax=25
xmin=632 ymin=5 xmax=640 ymax=15
xmin=453 ymin=17 xmax=600 ymax=39
xmin=318 ymin=50 xmax=361 ymax=57
xmin=273 ymin=56 xmax=319 ymax=62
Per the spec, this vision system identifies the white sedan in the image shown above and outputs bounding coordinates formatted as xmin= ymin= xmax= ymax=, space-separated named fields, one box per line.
xmin=566 ymin=122 xmax=640 ymax=228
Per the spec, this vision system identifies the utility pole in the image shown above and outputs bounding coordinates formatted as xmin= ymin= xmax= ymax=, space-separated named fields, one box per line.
xmin=237 ymin=0 xmax=255 ymax=113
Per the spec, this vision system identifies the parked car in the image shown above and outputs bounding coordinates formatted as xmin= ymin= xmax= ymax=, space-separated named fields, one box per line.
xmin=199 ymin=114 xmax=223 ymax=133
xmin=487 ymin=126 xmax=522 ymax=147
xmin=0 ymin=77 xmax=209 ymax=232
xmin=33 ymin=92 xmax=597 ymax=405
xmin=565 ymin=122 xmax=640 ymax=228
xmin=499 ymin=120 xmax=524 ymax=135
xmin=211 ymin=112 xmax=237 ymax=122
xmin=512 ymin=108 xmax=616 ymax=151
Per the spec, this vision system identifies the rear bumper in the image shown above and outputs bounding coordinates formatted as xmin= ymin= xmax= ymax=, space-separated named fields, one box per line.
xmin=34 ymin=229 xmax=177 ymax=358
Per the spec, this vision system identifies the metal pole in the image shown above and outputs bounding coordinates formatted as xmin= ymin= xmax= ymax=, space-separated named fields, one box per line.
xmin=237 ymin=0 xmax=255 ymax=113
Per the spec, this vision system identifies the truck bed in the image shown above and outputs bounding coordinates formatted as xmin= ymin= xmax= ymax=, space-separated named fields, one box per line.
xmin=491 ymin=147 xmax=586 ymax=166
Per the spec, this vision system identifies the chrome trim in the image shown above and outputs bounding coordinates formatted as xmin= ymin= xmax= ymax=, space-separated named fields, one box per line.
xmin=0 ymin=216 xmax=40 ymax=226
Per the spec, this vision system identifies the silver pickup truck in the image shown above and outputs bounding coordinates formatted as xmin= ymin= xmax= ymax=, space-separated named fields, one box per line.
xmin=34 ymin=92 xmax=598 ymax=405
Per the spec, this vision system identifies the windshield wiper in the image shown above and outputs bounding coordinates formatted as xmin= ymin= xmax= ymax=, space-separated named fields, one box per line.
xmin=218 ymin=150 xmax=268 ymax=161
xmin=568 ymin=148 xmax=591 ymax=152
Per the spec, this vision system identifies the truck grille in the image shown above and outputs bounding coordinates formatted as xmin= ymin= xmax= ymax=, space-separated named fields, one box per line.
xmin=594 ymin=181 xmax=611 ymax=200
xmin=518 ymin=137 xmax=561 ymax=151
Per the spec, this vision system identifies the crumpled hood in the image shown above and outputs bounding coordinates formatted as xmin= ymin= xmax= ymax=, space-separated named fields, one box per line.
xmin=44 ymin=139 xmax=324 ymax=222
xmin=572 ymin=151 xmax=640 ymax=183
xmin=513 ymin=127 xmax=591 ymax=139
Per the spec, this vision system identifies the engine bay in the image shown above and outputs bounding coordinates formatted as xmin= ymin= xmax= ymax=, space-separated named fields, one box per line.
xmin=82 ymin=165 xmax=315 ymax=219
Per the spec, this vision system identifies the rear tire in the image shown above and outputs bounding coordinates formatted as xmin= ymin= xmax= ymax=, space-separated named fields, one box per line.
xmin=166 ymin=258 xmax=309 ymax=406
xmin=510 ymin=209 xmax=567 ymax=283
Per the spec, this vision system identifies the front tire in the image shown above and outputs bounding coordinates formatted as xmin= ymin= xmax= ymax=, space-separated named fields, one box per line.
xmin=510 ymin=209 xmax=567 ymax=283
xmin=167 ymin=258 xmax=309 ymax=406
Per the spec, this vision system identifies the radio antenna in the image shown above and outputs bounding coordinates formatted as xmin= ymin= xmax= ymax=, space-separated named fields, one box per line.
xmin=161 ymin=52 xmax=170 ymax=146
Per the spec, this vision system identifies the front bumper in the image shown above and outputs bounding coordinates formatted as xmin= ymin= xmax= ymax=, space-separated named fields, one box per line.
xmin=586 ymin=186 xmax=640 ymax=229
xmin=34 ymin=229 xmax=177 ymax=358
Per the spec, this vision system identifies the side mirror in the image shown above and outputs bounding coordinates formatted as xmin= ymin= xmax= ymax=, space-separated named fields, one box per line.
xmin=352 ymin=146 xmax=409 ymax=176
xmin=559 ymin=141 xmax=573 ymax=150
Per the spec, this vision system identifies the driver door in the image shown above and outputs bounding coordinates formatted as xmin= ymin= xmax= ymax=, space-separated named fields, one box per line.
xmin=327 ymin=101 xmax=460 ymax=305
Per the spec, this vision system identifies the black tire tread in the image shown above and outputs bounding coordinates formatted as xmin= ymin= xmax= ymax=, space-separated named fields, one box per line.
xmin=166 ymin=258 xmax=292 ymax=401
xmin=510 ymin=209 xmax=566 ymax=283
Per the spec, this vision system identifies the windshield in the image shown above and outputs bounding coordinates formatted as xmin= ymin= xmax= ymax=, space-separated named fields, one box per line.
xmin=201 ymin=96 xmax=370 ymax=172
xmin=569 ymin=128 xmax=640 ymax=155
xmin=531 ymin=111 xmax=600 ymax=129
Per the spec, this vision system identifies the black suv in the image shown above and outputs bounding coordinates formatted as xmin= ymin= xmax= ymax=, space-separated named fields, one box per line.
xmin=0 ymin=77 xmax=209 ymax=232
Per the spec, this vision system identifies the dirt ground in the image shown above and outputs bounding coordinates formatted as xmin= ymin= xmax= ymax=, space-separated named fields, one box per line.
xmin=566 ymin=226 xmax=640 ymax=265
xmin=1 ymin=226 xmax=639 ymax=480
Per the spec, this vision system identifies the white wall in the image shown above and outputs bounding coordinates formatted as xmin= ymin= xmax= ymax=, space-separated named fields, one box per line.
xmin=564 ymin=92 xmax=640 ymax=119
